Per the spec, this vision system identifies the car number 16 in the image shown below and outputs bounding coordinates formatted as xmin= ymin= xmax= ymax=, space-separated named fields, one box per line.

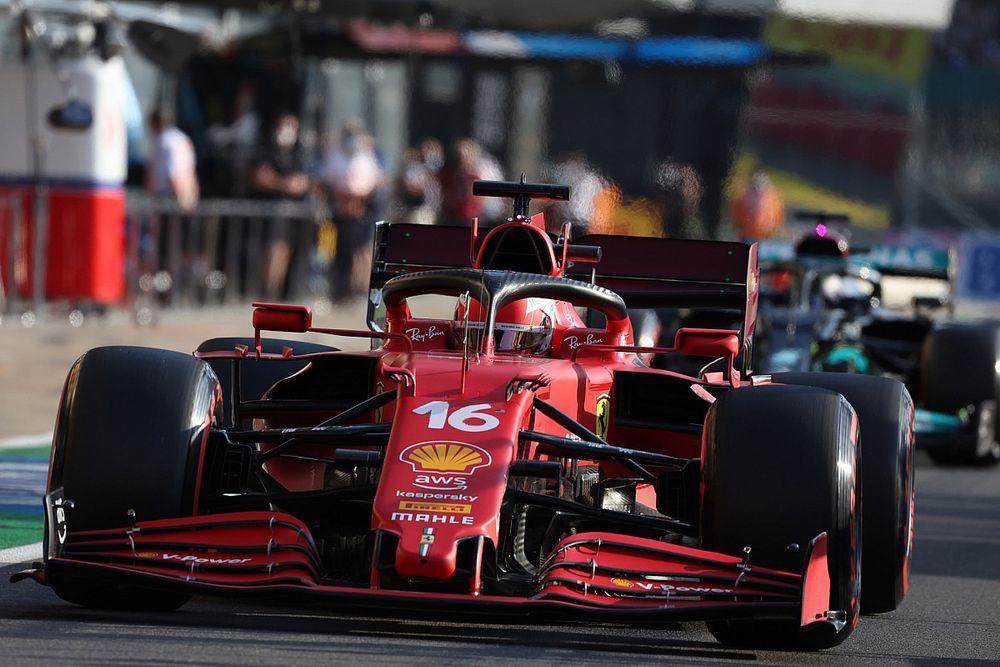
xmin=412 ymin=401 xmax=500 ymax=432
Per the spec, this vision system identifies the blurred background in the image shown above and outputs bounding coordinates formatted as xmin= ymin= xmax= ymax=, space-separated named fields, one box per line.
xmin=0 ymin=0 xmax=997 ymax=320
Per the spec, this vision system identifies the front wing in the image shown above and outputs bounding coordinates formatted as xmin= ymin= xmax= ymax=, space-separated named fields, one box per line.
xmin=16 ymin=508 xmax=840 ymax=631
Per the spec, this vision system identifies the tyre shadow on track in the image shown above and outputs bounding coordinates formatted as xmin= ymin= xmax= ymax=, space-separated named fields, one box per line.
xmin=7 ymin=594 xmax=756 ymax=662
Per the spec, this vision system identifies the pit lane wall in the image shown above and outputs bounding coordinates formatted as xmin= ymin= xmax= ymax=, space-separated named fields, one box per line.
xmin=0 ymin=55 xmax=127 ymax=304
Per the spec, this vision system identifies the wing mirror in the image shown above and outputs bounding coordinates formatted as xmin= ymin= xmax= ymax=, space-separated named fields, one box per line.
xmin=673 ymin=327 xmax=740 ymax=359
xmin=252 ymin=303 xmax=312 ymax=333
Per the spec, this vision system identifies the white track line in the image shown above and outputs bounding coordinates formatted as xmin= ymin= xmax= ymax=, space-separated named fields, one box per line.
xmin=0 ymin=433 xmax=52 ymax=451
xmin=0 ymin=542 xmax=43 ymax=564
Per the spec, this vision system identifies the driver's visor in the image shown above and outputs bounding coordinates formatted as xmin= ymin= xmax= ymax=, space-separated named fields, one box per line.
xmin=454 ymin=321 xmax=550 ymax=353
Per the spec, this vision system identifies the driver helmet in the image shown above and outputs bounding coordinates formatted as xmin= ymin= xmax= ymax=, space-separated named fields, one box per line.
xmin=795 ymin=224 xmax=848 ymax=258
xmin=454 ymin=297 xmax=556 ymax=355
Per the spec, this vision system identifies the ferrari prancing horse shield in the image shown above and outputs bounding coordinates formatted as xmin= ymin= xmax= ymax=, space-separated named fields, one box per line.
xmin=595 ymin=394 xmax=610 ymax=440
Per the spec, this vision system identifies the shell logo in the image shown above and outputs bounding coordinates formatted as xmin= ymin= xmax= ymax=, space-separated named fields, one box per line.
xmin=610 ymin=578 xmax=634 ymax=588
xmin=401 ymin=441 xmax=491 ymax=474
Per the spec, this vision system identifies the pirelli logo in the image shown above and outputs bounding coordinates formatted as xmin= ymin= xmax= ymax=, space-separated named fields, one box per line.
xmin=397 ymin=501 xmax=471 ymax=514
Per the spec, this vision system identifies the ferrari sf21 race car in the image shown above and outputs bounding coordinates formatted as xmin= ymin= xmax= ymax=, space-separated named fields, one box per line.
xmin=13 ymin=181 xmax=915 ymax=651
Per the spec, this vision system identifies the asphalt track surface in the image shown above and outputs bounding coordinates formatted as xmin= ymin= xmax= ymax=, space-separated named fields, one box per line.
xmin=1 ymin=451 xmax=998 ymax=667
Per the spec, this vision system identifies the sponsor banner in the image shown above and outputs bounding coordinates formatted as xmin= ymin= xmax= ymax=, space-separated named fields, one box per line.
xmin=562 ymin=332 xmax=604 ymax=351
xmin=398 ymin=501 xmax=471 ymax=514
xmin=400 ymin=441 xmax=492 ymax=491
xmin=764 ymin=16 xmax=932 ymax=85
xmin=391 ymin=511 xmax=475 ymax=526
xmin=136 ymin=552 xmax=254 ymax=565
xmin=405 ymin=324 xmax=446 ymax=344
xmin=395 ymin=490 xmax=478 ymax=503
xmin=608 ymin=577 xmax=735 ymax=595
xmin=161 ymin=553 xmax=253 ymax=565
xmin=958 ymin=233 xmax=1000 ymax=301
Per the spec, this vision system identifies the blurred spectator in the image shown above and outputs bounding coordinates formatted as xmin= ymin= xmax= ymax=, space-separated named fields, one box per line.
xmin=420 ymin=138 xmax=445 ymax=172
xmin=319 ymin=121 xmax=384 ymax=302
xmin=477 ymin=148 xmax=506 ymax=222
xmin=248 ymin=111 xmax=311 ymax=299
xmin=729 ymin=170 xmax=786 ymax=240
xmin=438 ymin=138 xmax=483 ymax=226
xmin=146 ymin=109 xmax=199 ymax=211
xmin=206 ymin=80 xmax=260 ymax=197
xmin=547 ymin=152 xmax=604 ymax=236
xmin=144 ymin=109 xmax=200 ymax=304
xmin=393 ymin=148 xmax=437 ymax=225
xmin=652 ymin=159 xmax=704 ymax=239
xmin=419 ymin=137 xmax=444 ymax=216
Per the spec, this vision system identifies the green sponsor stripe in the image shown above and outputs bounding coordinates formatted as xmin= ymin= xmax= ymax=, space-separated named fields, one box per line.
xmin=0 ymin=513 xmax=43 ymax=550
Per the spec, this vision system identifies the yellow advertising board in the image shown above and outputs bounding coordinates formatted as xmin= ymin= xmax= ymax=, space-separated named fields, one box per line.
xmin=764 ymin=16 xmax=932 ymax=85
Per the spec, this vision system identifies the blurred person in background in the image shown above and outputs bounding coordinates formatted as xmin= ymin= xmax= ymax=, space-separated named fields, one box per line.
xmin=651 ymin=159 xmax=704 ymax=239
xmin=145 ymin=109 xmax=200 ymax=304
xmin=146 ymin=109 xmax=199 ymax=211
xmin=419 ymin=137 xmax=444 ymax=217
xmin=547 ymin=152 xmax=604 ymax=237
xmin=206 ymin=80 xmax=260 ymax=197
xmin=438 ymin=138 xmax=483 ymax=226
xmin=393 ymin=147 xmax=437 ymax=225
xmin=477 ymin=147 xmax=506 ymax=223
xmin=249 ymin=111 xmax=312 ymax=300
xmin=320 ymin=121 xmax=384 ymax=302
xmin=729 ymin=169 xmax=786 ymax=240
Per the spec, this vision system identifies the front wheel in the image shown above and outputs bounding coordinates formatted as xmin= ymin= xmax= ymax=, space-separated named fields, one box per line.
xmin=46 ymin=346 xmax=221 ymax=610
xmin=773 ymin=372 xmax=915 ymax=614
xmin=701 ymin=385 xmax=860 ymax=650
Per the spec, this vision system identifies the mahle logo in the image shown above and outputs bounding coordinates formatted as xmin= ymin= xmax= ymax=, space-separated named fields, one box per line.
xmin=401 ymin=441 xmax=491 ymax=474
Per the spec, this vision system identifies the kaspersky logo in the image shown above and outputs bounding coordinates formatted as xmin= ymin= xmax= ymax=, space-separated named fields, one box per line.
xmin=400 ymin=441 xmax=492 ymax=490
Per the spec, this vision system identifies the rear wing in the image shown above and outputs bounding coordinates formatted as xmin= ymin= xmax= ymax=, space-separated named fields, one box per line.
xmin=566 ymin=234 xmax=756 ymax=310
xmin=566 ymin=234 xmax=759 ymax=370
xmin=366 ymin=222 xmax=759 ymax=367
xmin=853 ymin=245 xmax=952 ymax=281
xmin=367 ymin=222 xmax=480 ymax=330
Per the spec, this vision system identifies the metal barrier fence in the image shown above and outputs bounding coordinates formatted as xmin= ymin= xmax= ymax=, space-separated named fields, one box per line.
xmin=125 ymin=195 xmax=334 ymax=321
xmin=0 ymin=192 xmax=373 ymax=323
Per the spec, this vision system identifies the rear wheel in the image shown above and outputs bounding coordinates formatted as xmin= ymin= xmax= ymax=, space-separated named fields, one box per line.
xmin=773 ymin=372 xmax=914 ymax=614
xmin=46 ymin=346 xmax=222 ymax=610
xmin=922 ymin=324 xmax=1000 ymax=466
xmin=701 ymin=385 xmax=860 ymax=650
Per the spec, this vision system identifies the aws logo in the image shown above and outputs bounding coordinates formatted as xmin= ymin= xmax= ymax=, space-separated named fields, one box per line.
xmin=400 ymin=441 xmax=492 ymax=490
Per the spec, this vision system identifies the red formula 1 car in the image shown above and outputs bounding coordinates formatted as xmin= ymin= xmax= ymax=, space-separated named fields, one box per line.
xmin=13 ymin=181 xmax=915 ymax=650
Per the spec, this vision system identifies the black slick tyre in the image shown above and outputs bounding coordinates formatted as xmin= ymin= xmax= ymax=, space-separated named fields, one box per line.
xmin=701 ymin=385 xmax=860 ymax=650
xmin=922 ymin=324 xmax=1000 ymax=466
xmin=773 ymin=372 xmax=915 ymax=614
xmin=45 ymin=346 xmax=222 ymax=611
